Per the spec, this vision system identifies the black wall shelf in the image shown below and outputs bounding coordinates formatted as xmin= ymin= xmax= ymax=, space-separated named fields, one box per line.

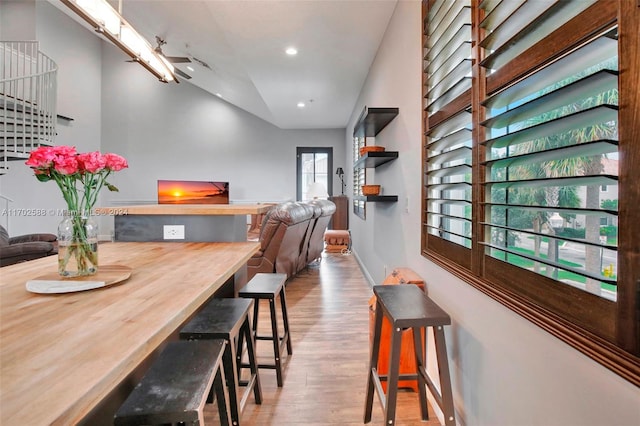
xmin=57 ymin=114 xmax=74 ymax=122
xmin=353 ymin=106 xmax=401 ymax=214
xmin=353 ymin=107 xmax=399 ymax=138
xmin=354 ymin=151 xmax=399 ymax=169
xmin=355 ymin=195 xmax=399 ymax=202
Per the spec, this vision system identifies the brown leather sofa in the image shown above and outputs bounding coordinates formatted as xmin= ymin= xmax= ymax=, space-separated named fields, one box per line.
xmin=247 ymin=199 xmax=335 ymax=280
xmin=306 ymin=199 xmax=337 ymax=264
xmin=0 ymin=225 xmax=58 ymax=267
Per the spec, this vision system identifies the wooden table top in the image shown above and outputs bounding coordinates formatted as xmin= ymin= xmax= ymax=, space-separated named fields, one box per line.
xmin=94 ymin=203 xmax=274 ymax=215
xmin=0 ymin=241 xmax=260 ymax=425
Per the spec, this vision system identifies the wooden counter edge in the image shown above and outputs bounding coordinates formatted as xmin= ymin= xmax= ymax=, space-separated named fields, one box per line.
xmin=94 ymin=204 xmax=274 ymax=215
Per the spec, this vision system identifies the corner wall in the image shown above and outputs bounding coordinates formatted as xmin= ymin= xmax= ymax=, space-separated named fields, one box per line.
xmin=347 ymin=2 xmax=640 ymax=425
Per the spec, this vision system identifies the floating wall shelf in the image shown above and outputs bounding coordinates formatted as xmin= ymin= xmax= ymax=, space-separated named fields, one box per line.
xmin=354 ymin=151 xmax=399 ymax=169
xmin=353 ymin=106 xmax=400 ymax=217
xmin=355 ymin=195 xmax=399 ymax=202
xmin=353 ymin=107 xmax=399 ymax=138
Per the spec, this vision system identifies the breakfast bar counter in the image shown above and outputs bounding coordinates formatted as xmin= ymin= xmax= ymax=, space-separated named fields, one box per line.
xmin=95 ymin=204 xmax=274 ymax=242
xmin=0 ymin=241 xmax=260 ymax=425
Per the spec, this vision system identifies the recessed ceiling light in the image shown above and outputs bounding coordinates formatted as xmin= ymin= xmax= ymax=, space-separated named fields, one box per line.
xmin=297 ymin=102 xmax=305 ymax=108
xmin=186 ymin=66 xmax=194 ymax=72
xmin=286 ymin=47 xmax=298 ymax=56
xmin=216 ymin=93 xmax=223 ymax=98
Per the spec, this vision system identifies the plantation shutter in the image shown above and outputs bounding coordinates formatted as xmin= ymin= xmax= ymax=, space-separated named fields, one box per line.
xmin=479 ymin=3 xmax=619 ymax=303
xmin=423 ymin=0 xmax=473 ymax=264
xmin=423 ymin=0 xmax=639 ymax=382
xmin=353 ymin=133 xmax=366 ymax=219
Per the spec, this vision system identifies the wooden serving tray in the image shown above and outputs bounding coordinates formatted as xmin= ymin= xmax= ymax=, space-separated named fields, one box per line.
xmin=26 ymin=265 xmax=132 ymax=294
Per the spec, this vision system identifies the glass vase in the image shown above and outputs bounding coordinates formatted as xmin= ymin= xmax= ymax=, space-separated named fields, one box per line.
xmin=57 ymin=212 xmax=99 ymax=277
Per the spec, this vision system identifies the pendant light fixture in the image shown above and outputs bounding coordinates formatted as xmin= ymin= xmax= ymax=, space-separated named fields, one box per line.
xmin=61 ymin=0 xmax=178 ymax=83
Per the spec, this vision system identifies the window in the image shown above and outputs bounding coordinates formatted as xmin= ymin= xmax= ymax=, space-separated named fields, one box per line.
xmin=353 ymin=133 xmax=366 ymax=218
xmin=422 ymin=0 xmax=639 ymax=385
xmin=296 ymin=147 xmax=332 ymax=201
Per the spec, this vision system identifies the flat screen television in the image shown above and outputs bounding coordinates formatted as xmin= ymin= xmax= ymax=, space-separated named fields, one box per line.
xmin=157 ymin=180 xmax=229 ymax=204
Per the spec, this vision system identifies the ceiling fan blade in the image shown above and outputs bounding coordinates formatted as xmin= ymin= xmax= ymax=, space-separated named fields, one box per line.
xmin=174 ymin=68 xmax=192 ymax=80
xmin=165 ymin=56 xmax=191 ymax=63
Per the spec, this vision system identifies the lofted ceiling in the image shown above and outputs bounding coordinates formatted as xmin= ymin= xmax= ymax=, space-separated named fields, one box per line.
xmin=52 ymin=0 xmax=399 ymax=129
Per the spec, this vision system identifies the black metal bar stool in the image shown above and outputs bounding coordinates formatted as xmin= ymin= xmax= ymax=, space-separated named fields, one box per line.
xmin=180 ymin=298 xmax=262 ymax=426
xmin=114 ymin=339 xmax=231 ymax=426
xmin=237 ymin=273 xmax=292 ymax=387
xmin=364 ymin=284 xmax=456 ymax=426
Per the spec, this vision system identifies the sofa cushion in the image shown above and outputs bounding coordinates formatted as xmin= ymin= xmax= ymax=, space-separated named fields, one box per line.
xmin=0 ymin=225 xmax=58 ymax=267
xmin=0 ymin=225 xmax=9 ymax=247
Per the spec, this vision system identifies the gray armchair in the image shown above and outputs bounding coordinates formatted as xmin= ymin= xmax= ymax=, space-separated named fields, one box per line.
xmin=0 ymin=225 xmax=58 ymax=267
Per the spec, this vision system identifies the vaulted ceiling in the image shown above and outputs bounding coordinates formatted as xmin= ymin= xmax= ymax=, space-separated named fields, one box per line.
xmin=53 ymin=0 xmax=398 ymax=129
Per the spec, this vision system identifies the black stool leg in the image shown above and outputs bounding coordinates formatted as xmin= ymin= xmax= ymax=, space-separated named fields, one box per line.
xmin=434 ymin=325 xmax=456 ymax=426
xmin=364 ymin=299 xmax=384 ymax=423
xmin=236 ymin=328 xmax=244 ymax=382
xmin=385 ymin=323 xmax=403 ymax=425
xmin=214 ymin=363 xmax=232 ymax=426
xmin=268 ymin=296 xmax=284 ymax=387
xmin=251 ymin=299 xmax=260 ymax=341
xmin=413 ymin=327 xmax=429 ymax=420
xmin=279 ymin=289 xmax=292 ymax=355
xmin=222 ymin=340 xmax=241 ymax=426
xmin=241 ymin=316 xmax=263 ymax=404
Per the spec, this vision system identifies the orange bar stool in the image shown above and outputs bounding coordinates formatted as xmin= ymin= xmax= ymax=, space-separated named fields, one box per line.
xmin=364 ymin=284 xmax=456 ymax=426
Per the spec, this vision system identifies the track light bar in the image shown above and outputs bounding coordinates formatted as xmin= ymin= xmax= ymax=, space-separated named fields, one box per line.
xmin=61 ymin=0 xmax=178 ymax=83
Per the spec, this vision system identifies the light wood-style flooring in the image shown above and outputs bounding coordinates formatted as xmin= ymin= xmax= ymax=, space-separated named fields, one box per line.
xmin=205 ymin=252 xmax=442 ymax=425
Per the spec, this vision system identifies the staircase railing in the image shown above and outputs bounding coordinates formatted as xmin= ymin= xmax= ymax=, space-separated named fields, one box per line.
xmin=0 ymin=41 xmax=58 ymax=173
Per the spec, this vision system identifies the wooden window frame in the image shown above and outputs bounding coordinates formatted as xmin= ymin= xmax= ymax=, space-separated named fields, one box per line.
xmin=421 ymin=0 xmax=639 ymax=386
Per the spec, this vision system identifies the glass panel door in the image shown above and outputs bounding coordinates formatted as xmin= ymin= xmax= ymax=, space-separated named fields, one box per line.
xmin=297 ymin=147 xmax=333 ymax=201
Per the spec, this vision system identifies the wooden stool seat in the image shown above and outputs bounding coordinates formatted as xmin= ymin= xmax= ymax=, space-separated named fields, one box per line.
xmin=180 ymin=298 xmax=262 ymax=426
xmin=238 ymin=273 xmax=292 ymax=387
xmin=368 ymin=268 xmax=426 ymax=392
xmin=114 ymin=340 xmax=231 ymax=426
xmin=364 ymin=284 xmax=456 ymax=426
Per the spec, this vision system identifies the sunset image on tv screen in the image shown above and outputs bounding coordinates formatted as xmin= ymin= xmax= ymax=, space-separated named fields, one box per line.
xmin=158 ymin=180 xmax=229 ymax=204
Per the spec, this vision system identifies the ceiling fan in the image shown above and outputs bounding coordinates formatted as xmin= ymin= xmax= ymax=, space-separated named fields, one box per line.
xmin=153 ymin=36 xmax=192 ymax=80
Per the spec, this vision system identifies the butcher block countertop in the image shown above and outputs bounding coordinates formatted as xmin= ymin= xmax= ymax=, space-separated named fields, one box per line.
xmin=94 ymin=203 xmax=273 ymax=215
xmin=0 ymin=241 xmax=259 ymax=425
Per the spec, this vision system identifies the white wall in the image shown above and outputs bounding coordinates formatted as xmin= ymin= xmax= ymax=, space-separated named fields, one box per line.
xmin=0 ymin=0 xmax=102 ymax=235
xmin=347 ymin=2 xmax=640 ymax=426
xmin=100 ymin=44 xmax=344 ymax=205
xmin=0 ymin=1 xmax=345 ymax=238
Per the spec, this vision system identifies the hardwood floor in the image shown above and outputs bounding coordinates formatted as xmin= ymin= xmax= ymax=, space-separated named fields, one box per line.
xmin=204 ymin=252 xmax=442 ymax=425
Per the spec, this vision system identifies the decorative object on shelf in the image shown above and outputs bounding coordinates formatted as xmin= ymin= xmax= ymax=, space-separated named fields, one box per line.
xmin=362 ymin=185 xmax=381 ymax=196
xmin=26 ymin=146 xmax=128 ymax=277
xmin=359 ymin=145 xmax=385 ymax=156
xmin=336 ymin=167 xmax=345 ymax=195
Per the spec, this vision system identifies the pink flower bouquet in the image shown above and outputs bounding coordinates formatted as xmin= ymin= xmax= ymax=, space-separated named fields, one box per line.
xmin=26 ymin=146 xmax=128 ymax=276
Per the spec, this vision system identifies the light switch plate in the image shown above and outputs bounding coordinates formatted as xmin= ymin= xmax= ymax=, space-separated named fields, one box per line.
xmin=163 ymin=225 xmax=185 ymax=240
